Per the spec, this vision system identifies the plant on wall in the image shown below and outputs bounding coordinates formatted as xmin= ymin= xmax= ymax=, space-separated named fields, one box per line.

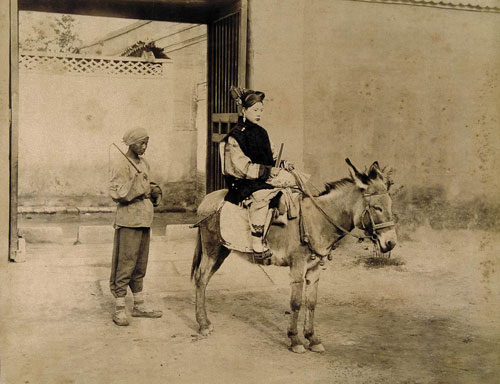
xmin=121 ymin=41 xmax=169 ymax=59
xmin=20 ymin=13 xmax=83 ymax=53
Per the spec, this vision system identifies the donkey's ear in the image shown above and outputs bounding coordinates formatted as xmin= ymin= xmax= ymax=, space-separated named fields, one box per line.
xmin=368 ymin=161 xmax=384 ymax=180
xmin=346 ymin=158 xmax=369 ymax=190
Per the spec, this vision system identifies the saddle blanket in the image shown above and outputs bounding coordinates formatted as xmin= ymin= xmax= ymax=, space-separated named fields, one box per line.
xmin=218 ymin=201 xmax=258 ymax=253
xmin=217 ymin=191 xmax=301 ymax=253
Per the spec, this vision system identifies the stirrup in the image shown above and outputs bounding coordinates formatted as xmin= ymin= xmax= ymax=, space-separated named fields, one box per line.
xmin=252 ymin=248 xmax=273 ymax=265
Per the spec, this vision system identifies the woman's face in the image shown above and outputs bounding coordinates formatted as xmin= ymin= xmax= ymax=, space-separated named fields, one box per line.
xmin=244 ymin=102 xmax=264 ymax=123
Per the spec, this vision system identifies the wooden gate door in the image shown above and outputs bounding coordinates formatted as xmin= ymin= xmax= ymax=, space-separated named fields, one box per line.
xmin=206 ymin=0 xmax=247 ymax=192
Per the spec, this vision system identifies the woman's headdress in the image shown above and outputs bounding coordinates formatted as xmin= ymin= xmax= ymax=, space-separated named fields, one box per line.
xmin=229 ymin=85 xmax=265 ymax=109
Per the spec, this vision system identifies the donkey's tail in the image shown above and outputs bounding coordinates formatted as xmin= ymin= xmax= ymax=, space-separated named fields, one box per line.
xmin=190 ymin=228 xmax=202 ymax=281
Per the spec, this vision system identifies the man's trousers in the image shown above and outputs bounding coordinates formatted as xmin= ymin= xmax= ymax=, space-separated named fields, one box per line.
xmin=110 ymin=227 xmax=150 ymax=298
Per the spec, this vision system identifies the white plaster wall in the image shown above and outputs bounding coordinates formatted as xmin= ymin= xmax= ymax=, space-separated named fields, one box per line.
xmin=247 ymin=0 xmax=500 ymax=229
xmin=301 ymin=1 xmax=500 ymax=203
xmin=247 ymin=0 xmax=306 ymax=170
xmin=18 ymin=63 xmax=185 ymax=206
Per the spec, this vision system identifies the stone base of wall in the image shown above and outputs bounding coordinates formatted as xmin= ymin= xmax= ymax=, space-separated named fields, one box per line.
xmin=18 ymin=181 xmax=197 ymax=212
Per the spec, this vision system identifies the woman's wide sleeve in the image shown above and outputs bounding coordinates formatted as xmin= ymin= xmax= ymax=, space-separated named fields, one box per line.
xmin=224 ymin=137 xmax=270 ymax=180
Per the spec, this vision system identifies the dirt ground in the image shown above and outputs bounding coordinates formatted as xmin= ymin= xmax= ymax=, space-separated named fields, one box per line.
xmin=0 ymin=225 xmax=499 ymax=384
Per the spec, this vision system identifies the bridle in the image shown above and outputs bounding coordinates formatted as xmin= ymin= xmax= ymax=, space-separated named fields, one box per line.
xmin=359 ymin=191 xmax=396 ymax=242
xmin=304 ymin=189 xmax=394 ymax=242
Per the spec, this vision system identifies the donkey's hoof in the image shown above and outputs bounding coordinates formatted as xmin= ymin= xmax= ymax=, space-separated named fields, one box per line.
xmin=291 ymin=344 xmax=306 ymax=354
xmin=199 ymin=323 xmax=214 ymax=336
xmin=309 ymin=343 xmax=325 ymax=353
xmin=199 ymin=327 xmax=211 ymax=336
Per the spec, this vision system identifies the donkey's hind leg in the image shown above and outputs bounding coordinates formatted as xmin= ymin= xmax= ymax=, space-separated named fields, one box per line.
xmin=194 ymin=227 xmax=230 ymax=336
xmin=288 ymin=259 xmax=307 ymax=353
xmin=304 ymin=262 xmax=325 ymax=352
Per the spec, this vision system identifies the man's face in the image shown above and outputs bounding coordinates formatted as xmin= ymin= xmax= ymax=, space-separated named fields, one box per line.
xmin=130 ymin=138 xmax=149 ymax=156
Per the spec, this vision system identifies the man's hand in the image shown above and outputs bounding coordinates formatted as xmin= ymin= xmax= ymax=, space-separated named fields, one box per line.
xmin=150 ymin=186 xmax=161 ymax=199
xmin=149 ymin=183 xmax=163 ymax=207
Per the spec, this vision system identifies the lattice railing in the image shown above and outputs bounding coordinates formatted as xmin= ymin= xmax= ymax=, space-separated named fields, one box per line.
xmin=19 ymin=51 xmax=171 ymax=78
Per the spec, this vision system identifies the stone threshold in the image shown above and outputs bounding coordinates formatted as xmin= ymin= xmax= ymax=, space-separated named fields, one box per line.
xmin=18 ymin=206 xmax=196 ymax=214
xmin=17 ymin=224 xmax=198 ymax=246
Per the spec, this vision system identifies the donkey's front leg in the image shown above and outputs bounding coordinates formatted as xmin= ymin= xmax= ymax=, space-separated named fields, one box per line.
xmin=288 ymin=264 xmax=306 ymax=353
xmin=304 ymin=263 xmax=325 ymax=352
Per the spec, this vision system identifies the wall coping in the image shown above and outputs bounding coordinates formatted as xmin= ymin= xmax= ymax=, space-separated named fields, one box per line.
xmin=19 ymin=50 xmax=173 ymax=63
xmin=346 ymin=0 xmax=500 ymax=13
xmin=19 ymin=50 xmax=173 ymax=78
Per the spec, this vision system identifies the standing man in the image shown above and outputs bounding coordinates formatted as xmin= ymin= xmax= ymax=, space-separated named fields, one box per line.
xmin=108 ymin=127 xmax=163 ymax=326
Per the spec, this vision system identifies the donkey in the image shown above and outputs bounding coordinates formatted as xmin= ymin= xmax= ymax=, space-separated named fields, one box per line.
xmin=191 ymin=159 xmax=397 ymax=353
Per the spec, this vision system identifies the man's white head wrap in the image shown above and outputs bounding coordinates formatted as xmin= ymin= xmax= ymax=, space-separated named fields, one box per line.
xmin=122 ymin=127 xmax=149 ymax=146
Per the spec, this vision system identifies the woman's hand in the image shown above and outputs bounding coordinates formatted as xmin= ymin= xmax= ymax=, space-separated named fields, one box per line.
xmin=282 ymin=160 xmax=295 ymax=171
xmin=270 ymin=167 xmax=281 ymax=178
xmin=259 ymin=165 xmax=283 ymax=179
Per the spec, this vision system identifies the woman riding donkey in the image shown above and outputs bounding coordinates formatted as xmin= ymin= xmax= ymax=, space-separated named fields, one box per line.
xmin=222 ymin=86 xmax=299 ymax=263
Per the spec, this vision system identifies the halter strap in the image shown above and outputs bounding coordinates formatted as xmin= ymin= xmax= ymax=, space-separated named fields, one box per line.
xmin=373 ymin=221 xmax=396 ymax=230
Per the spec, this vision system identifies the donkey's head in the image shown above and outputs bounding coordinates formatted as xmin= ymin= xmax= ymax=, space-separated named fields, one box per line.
xmin=346 ymin=158 xmax=397 ymax=253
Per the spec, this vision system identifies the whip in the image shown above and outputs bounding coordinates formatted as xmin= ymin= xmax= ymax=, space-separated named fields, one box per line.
xmin=275 ymin=143 xmax=284 ymax=167
xmin=111 ymin=143 xmax=141 ymax=173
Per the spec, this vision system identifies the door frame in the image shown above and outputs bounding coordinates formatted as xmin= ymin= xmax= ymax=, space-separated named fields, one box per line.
xmin=8 ymin=0 xmax=19 ymax=261
xmin=206 ymin=0 xmax=247 ymax=193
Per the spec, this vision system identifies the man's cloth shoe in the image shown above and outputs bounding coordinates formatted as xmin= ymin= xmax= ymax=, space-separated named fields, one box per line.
xmin=112 ymin=307 xmax=129 ymax=326
xmin=132 ymin=306 xmax=163 ymax=318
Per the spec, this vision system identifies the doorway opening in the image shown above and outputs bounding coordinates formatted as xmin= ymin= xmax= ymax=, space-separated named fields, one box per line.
xmin=15 ymin=11 xmax=207 ymax=243
xmin=11 ymin=0 xmax=247 ymax=260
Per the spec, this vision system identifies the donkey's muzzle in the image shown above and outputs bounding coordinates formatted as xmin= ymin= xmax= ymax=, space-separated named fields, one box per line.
xmin=384 ymin=239 xmax=396 ymax=252
xmin=376 ymin=228 xmax=397 ymax=253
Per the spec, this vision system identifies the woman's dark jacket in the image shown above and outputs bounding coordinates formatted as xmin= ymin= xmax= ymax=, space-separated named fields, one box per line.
xmin=224 ymin=118 xmax=275 ymax=204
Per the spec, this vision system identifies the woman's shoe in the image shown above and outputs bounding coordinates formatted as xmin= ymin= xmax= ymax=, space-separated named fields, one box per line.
xmin=252 ymin=248 xmax=273 ymax=265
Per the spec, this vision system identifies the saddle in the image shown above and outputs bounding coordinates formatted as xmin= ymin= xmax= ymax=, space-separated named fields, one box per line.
xmin=201 ymin=189 xmax=301 ymax=253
